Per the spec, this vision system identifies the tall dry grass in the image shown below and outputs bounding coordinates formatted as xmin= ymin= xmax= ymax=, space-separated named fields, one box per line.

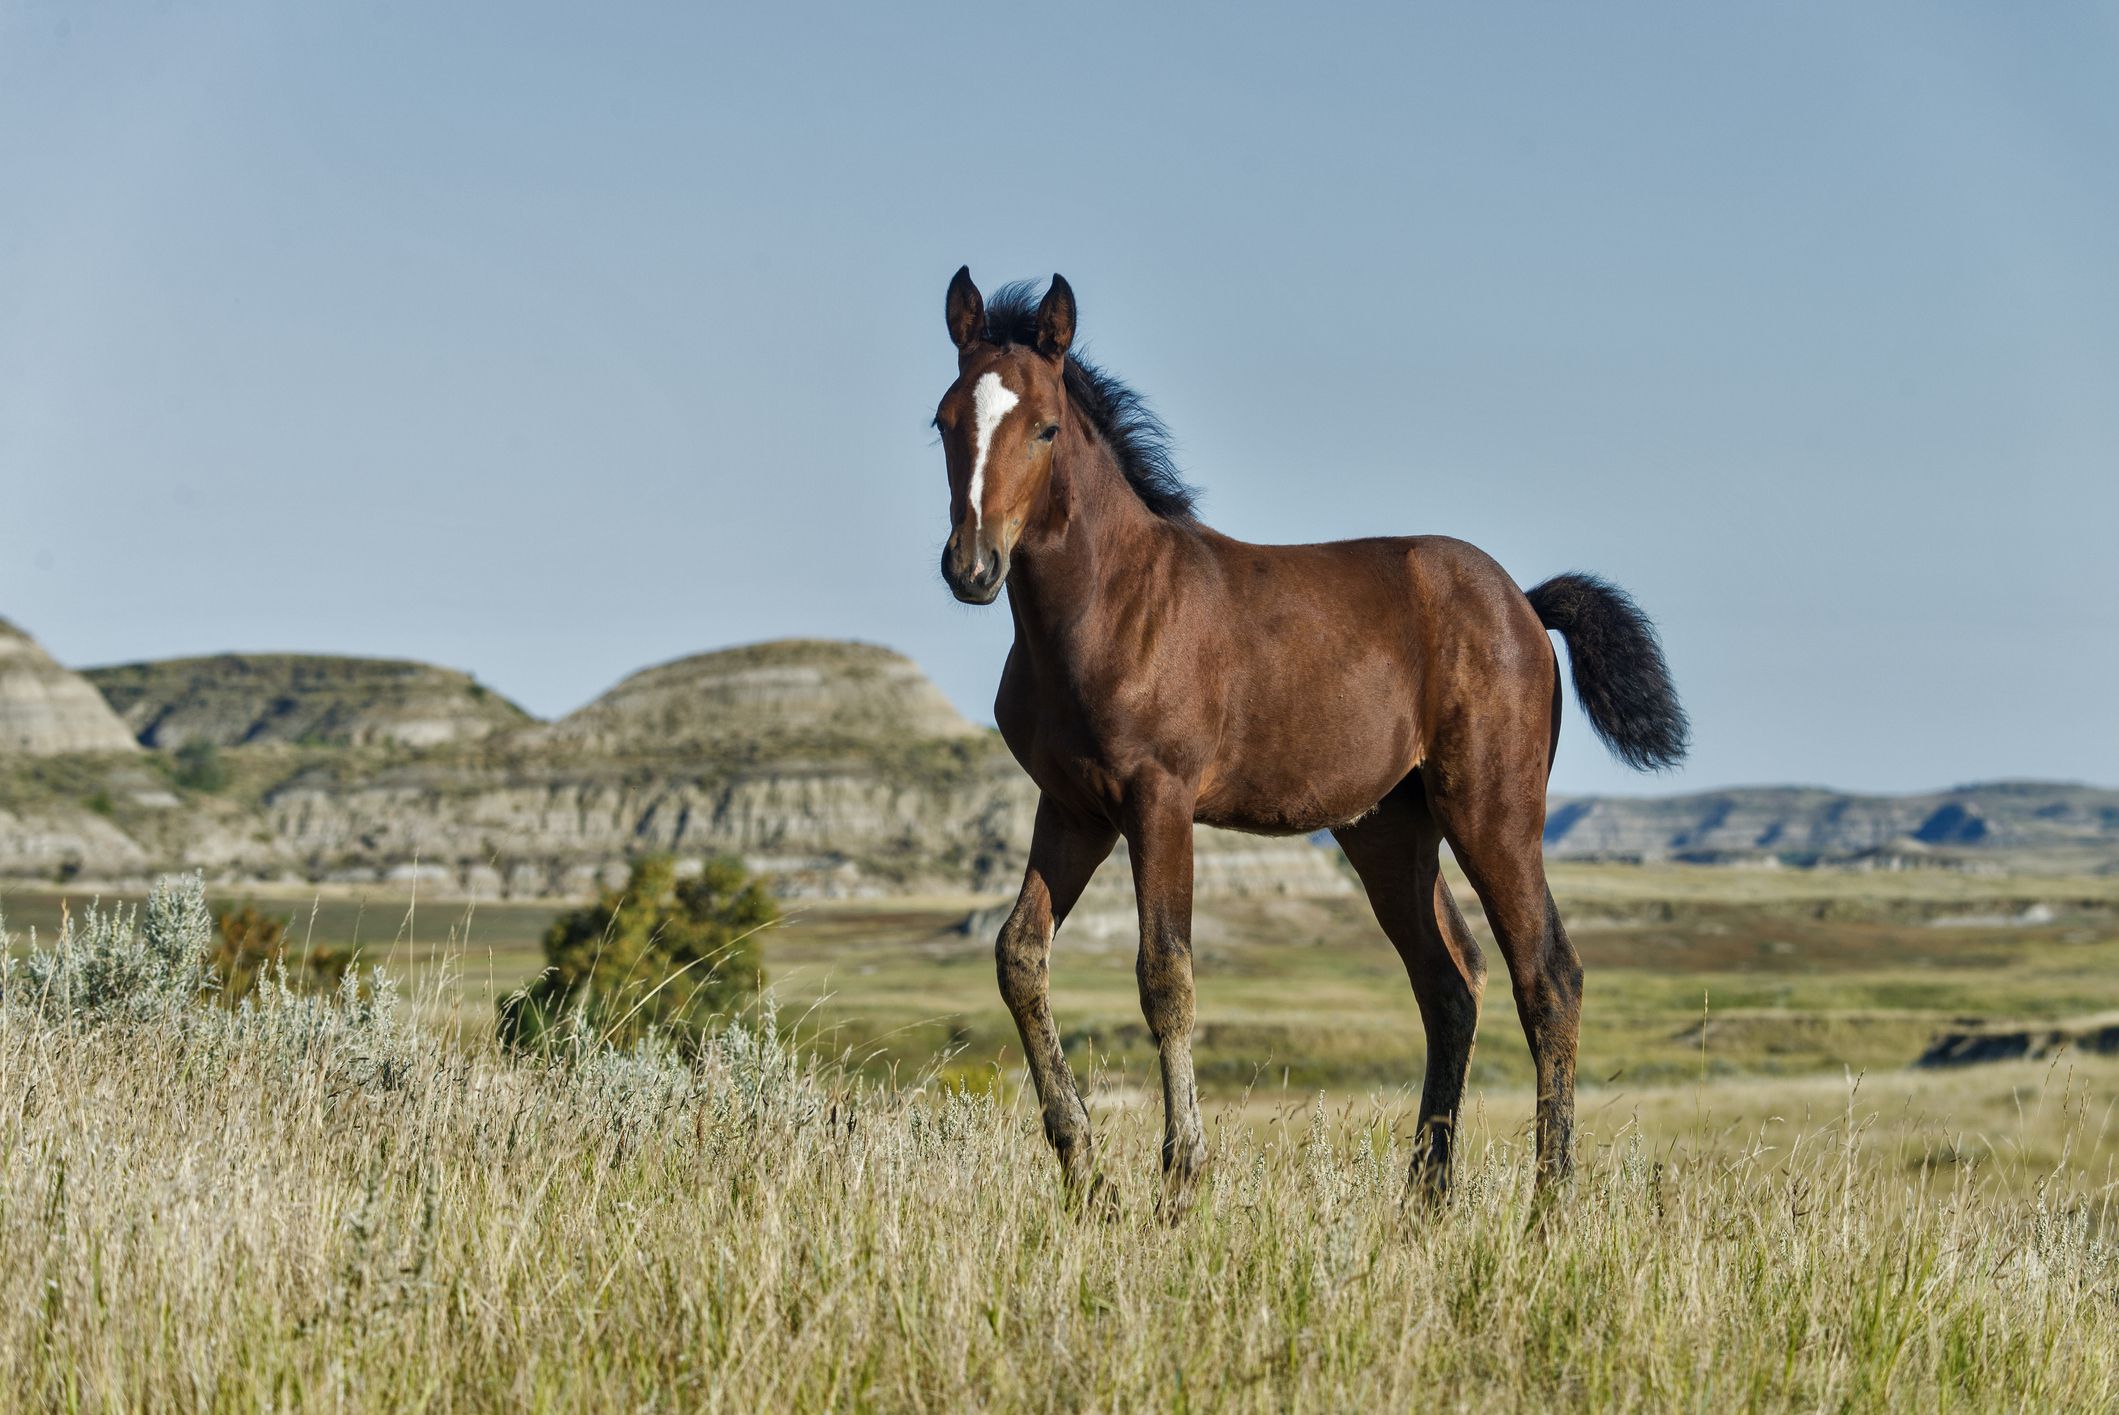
xmin=3 ymin=877 xmax=2117 ymax=1411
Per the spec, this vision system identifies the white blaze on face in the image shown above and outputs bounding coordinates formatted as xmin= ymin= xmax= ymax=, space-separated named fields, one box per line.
xmin=968 ymin=371 xmax=1020 ymax=535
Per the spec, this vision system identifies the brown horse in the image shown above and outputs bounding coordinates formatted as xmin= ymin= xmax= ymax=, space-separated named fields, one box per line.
xmin=933 ymin=268 xmax=1686 ymax=1208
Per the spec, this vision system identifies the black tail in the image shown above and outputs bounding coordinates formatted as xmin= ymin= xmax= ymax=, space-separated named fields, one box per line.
xmin=1526 ymin=573 xmax=1689 ymax=772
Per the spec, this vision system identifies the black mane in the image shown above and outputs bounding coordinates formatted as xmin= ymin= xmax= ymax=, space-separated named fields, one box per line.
xmin=982 ymin=280 xmax=1200 ymax=521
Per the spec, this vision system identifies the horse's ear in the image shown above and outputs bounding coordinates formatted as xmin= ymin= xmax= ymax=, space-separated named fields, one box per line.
xmin=946 ymin=266 xmax=985 ymax=352
xmin=1035 ymin=274 xmax=1076 ymax=359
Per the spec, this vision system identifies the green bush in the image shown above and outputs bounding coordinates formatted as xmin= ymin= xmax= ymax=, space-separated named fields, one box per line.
xmin=208 ymin=905 xmax=355 ymax=1006
xmin=497 ymin=855 xmax=775 ymax=1056
xmin=171 ymin=741 xmax=230 ymax=792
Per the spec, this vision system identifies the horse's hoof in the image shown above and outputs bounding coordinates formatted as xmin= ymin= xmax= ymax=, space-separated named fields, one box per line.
xmin=1523 ymin=1174 xmax=1576 ymax=1234
xmin=1403 ymin=1175 xmax=1452 ymax=1217
xmin=1063 ymin=1170 xmax=1122 ymax=1223
xmin=1156 ymin=1156 xmax=1209 ymax=1225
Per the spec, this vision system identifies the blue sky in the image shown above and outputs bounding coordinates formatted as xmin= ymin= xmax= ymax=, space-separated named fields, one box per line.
xmin=2 ymin=2 xmax=2114 ymax=795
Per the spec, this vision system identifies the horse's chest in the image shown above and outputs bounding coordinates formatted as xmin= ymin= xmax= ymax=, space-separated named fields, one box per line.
xmin=995 ymin=653 xmax=1194 ymax=817
xmin=997 ymin=696 xmax=1128 ymax=817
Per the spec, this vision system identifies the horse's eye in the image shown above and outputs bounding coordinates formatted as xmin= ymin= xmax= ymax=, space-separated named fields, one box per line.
xmin=1037 ymin=424 xmax=1059 ymax=442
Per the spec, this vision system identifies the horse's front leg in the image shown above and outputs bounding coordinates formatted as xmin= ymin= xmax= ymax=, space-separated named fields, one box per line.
xmin=996 ymin=796 xmax=1118 ymax=1192
xmin=1124 ymin=778 xmax=1207 ymax=1215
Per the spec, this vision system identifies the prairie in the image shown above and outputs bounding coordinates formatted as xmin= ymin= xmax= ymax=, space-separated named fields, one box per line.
xmin=4 ymin=864 xmax=2118 ymax=1409
xmin=10 ymin=859 xmax=2116 ymax=1095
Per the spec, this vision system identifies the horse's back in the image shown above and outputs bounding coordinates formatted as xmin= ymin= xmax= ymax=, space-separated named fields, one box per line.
xmin=1187 ymin=531 xmax=1554 ymax=833
xmin=1205 ymin=530 xmax=1545 ymax=667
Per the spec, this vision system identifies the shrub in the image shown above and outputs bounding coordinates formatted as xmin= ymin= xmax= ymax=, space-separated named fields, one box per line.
xmin=0 ymin=874 xmax=214 ymax=1023
xmin=171 ymin=741 xmax=230 ymax=792
xmin=498 ymin=855 xmax=775 ymax=1057
xmin=1 ymin=873 xmax=412 ymax=1094
xmin=208 ymin=904 xmax=355 ymax=1006
xmin=0 ymin=877 xmax=360 ymax=1019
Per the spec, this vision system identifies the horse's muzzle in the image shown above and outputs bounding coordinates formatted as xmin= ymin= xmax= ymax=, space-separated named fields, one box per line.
xmin=942 ymin=539 xmax=1007 ymax=605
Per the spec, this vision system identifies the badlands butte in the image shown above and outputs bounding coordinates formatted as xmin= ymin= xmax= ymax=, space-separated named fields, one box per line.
xmin=3 ymin=613 xmax=2117 ymax=900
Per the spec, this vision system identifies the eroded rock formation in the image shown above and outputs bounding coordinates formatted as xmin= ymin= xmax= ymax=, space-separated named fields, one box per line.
xmin=3 ymin=630 xmax=1345 ymax=900
xmin=0 ymin=619 xmax=141 ymax=757
xmin=86 ymin=654 xmax=531 ymax=749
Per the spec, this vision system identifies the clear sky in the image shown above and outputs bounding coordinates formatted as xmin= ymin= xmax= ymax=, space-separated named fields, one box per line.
xmin=3 ymin=2 xmax=2114 ymax=796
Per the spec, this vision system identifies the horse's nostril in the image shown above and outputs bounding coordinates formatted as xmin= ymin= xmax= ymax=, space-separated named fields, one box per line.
xmin=945 ymin=543 xmax=1002 ymax=597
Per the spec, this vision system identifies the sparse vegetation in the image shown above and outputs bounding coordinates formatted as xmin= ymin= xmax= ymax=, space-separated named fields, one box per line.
xmin=171 ymin=739 xmax=230 ymax=792
xmin=2 ymin=874 xmax=2119 ymax=1409
xmin=496 ymin=854 xmax=775 ymax=1056
xmin=208 ymin=903 xmax=355 ymax=1005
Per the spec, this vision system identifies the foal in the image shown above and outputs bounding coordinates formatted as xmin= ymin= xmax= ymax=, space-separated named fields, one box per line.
xmin=932 ymin=268 xmax=1686 ymax=1208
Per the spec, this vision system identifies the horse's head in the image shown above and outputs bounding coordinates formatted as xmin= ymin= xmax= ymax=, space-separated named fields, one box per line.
xmin=934 ymin=266 xmax=1074 ymax=605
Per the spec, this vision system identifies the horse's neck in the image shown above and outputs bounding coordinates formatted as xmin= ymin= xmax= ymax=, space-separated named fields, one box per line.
xmin=1006 ymin=438 xmax=1193 ymax=673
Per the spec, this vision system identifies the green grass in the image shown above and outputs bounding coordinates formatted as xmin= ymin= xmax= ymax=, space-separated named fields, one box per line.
xmin=9 ymin=861 xmax=2118 ymax=1098
xmin=749 ymin=862 xmax=2119 ymax=1100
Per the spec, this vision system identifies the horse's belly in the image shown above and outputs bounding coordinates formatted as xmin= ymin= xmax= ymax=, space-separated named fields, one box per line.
xmin=1194 ymin=712 xmax=1421 ymax=836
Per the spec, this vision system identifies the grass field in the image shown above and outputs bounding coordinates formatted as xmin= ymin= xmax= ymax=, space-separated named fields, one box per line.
xmin=9 ymin=858 xmax=2116 ymax=1097
xmin=4 ymin=865 xmax=2119 ymax=1408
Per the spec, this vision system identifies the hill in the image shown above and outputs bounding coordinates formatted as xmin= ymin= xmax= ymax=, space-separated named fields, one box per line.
xmin=85 ymin=653 xmax=531 ymax=748
xmin=0 ymin=619 xmax=140 ymax=757
xmin=1 ymin=627 xmax=1342 ymax=900
xmin=1544 ymin=781 xmax=2119 ymax=872
xmin=544 ymin=639 xmax=983 ymax=753
xmin=5 ymin=617 xmax=2113 ymax=896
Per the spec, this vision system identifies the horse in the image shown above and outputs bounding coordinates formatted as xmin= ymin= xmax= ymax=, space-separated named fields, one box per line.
xmin=931 ymin=267 xmax=1687 ymax=1209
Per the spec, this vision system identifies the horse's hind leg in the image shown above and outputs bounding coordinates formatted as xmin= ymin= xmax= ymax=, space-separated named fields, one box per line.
xmin=1333 ymin=779 xmax=1488 ymax=1203
xmin=1425 ymin=761 xmax=1583 ymax=1190
xmin=997 ymin=795 xmax=1118 ymax=1192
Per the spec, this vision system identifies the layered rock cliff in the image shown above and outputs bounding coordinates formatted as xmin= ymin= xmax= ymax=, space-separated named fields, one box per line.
xmin=0 ymin=620 xmax=140 ymax=756
xmin=1543 ymin=781 xmax=2119 ymax=870
xmin=544 ymin=639 xmax=983 ymax=753
xmin=5 ymin=617 xmax=2114 ymax=898
xmin=86 ymin=654 xmax=531 ymax=749
xmin=2 ymin=630 xmax=1346 ymax=900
